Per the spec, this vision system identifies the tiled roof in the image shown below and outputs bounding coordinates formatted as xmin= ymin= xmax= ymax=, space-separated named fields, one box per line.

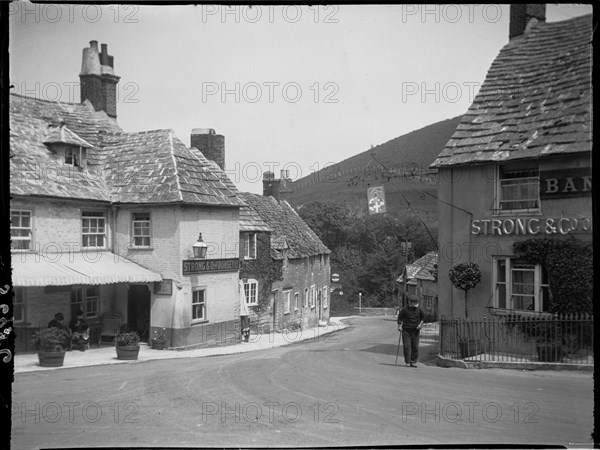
xmin=398 ymin=252 xmax=438 ymax=283
xmin=10 ymin=94 xmax=120 ymax=201
xmin=239 ymin=204 xmax=271 ymax=232
xmin=10 ymin=93 xmax=244 ymax=207
xmin=238 ymin=193 xmax=330 ymax=259
xmin=431 ymin=14 xmax=592 ymax=168
xmin=100 ymin=130 xmax=244 ymax=206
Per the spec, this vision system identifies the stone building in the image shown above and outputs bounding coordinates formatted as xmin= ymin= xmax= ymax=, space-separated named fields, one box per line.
xmin=431 ymin=6 xmax=592 ymax=318
xmin=238 ymin=171 xmax=331 ymax=332
xmin=10 ymin=41 xmax=244 ymax=351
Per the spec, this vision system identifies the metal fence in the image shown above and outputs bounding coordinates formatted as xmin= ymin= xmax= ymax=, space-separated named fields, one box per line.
xmin=440 ymin=314 xmax=593 ymax=364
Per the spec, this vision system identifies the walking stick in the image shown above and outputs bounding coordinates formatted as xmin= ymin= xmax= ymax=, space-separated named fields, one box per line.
xmin=395 ymin=329 xmax=402 ymax=365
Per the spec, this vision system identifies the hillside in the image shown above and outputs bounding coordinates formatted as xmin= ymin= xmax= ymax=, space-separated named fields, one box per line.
xmin=291 ymin=116 xmax=462 ymax=221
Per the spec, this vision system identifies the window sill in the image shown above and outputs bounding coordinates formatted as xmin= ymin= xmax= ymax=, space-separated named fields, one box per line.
xmin=491 ymin=210 xmax=543 ymax=217
xmin=191 ymin=319 xmax=209 ymax=325
xmin=487 ymin=307 xmax=553 ymax=318
xmin=130 ymin=246 xmax=154 ymax=251
xmin=246 ymin=303 xmax=258 ymax=307
xmin=284 ymin=311 xmax=290 ymax=315
xmin=243 ymin=257 xmax=257 ymax=261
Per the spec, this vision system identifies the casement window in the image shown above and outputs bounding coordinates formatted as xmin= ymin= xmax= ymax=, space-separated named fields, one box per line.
xmin=310 ymin=285 xmax=316 ymax=308
xmin=283 ymin=290 xmax=291 ymax=314
xmin=304 ymin=288 xmax=309 ymax=308
xmin=71 ymin=286 xmax=99 ymax=319
xmin=294 ymin=292 xmax=299 ymax=311
xmin=65 ymin=146 xmax=85 ymax=167
xmin=11 ymin=210 xmax=32 ymax=250
xmin=322 ymin=287 xmax=328 ymax=309
xmin=82 ymin=212 xmax=106 ymax=248
xmin=192 ymin=288 xmax=206 ymax=321
xmin=132 ymin=212 xmax=151 ymax=247
xmin=244 ymin=233 xmax=257 ymax=260
xmin=423 ymin=295 xmax=433 ymax=310
xmin=496 ymin=165 xmax=540 ymax=213
xmin=243 ymin=279 xmax=258 ymax=305
xmin=493 ymin=257 xmax=551 ymax=313
xmin=14 ymin=287 xmax=25 ymax=323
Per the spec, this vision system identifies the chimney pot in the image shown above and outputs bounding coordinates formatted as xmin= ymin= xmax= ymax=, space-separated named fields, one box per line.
xmin=101 ymin=43 xmax=107 ymax=53
xmin=90 ymin=40 xmax=98 ymax=49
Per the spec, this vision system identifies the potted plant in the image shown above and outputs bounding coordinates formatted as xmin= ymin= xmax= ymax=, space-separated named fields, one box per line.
xmin=151 ymin=328 xmax=167 ymax=350
xmin=115 ymin=331 xmax=140 ymax=360
xmin=33 ymin=327 xmax=70 ymax=367
xmin=448 ymin=262 xmax=482 ymax=358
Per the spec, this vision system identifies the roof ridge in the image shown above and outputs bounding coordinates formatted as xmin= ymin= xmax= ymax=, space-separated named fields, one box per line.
xmin=168 ymin=131 xmax=184 ymax=202
xmin=9 ymin=92 xmax=80 ymax=106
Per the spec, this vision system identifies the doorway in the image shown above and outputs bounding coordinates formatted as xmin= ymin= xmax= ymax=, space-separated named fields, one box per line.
xmin=127 ymin=284 xmax=151 ymax=342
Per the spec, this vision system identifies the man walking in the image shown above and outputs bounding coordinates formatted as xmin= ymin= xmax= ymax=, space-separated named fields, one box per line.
xmin=397 ymin=295 xmax=425 ymax=367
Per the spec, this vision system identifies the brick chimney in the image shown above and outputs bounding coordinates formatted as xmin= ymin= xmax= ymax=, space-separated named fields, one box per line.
xmin=190 ymin=129 xmax=225 ymax=170
xmin=509 ymin=4 xmax=546 ymax=40
xmin=80 ymin=41 xmax=120 ymax=118
xmin=263 ymin=170 xmax=293 ymax=203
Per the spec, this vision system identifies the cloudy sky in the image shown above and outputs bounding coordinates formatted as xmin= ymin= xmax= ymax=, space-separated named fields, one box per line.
xmin=9 ymin=3 xmax=592 ymax=193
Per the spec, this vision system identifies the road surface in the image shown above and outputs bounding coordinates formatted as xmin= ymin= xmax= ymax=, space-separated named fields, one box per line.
xmin=11 ymin=316 xmax=594 ymax=448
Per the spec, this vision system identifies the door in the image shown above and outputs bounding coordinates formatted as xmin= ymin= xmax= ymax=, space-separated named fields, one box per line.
xmin=127 ymin=285 xmax=151 ymax=342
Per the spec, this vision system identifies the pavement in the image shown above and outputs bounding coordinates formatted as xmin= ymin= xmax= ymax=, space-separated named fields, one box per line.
xmin=14 ymin=317 xmax=349 ymax=373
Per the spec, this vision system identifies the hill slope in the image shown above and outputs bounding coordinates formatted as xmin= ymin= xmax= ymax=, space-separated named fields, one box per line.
xmin=291 ymin=116 xmax=462 ymax=220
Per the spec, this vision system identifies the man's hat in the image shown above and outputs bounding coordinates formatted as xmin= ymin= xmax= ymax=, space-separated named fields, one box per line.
xmin=408 ymin=295 xmax=419 ymax=304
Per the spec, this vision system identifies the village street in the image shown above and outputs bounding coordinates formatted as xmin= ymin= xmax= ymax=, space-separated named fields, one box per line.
xmin=11 ymin=316 xmax=593 ymax=449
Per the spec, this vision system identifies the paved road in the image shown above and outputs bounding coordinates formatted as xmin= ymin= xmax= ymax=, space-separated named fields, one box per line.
xmin=11 ymin=316 xmax=594 ymax=449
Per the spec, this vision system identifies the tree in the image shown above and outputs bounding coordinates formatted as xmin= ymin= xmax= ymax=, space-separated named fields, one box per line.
xmin=448 ymin=262 xmax=482 ymax=318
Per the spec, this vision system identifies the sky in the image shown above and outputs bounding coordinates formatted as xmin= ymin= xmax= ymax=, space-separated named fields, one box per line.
xmin=9 ymin=2 xmax=593 ymax=194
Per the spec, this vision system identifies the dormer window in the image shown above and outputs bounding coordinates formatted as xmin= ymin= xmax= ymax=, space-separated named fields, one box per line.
xmin=65 ymin=146 xmax=85 ymax=167
xmin=43 ymin=124 xmax=92 ymax=169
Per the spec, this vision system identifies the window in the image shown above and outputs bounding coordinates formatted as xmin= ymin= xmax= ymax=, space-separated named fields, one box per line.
xmin=70 ymin=286 xmax=99 ymax=319
xmin=284 ymin=290 xmax=291 ymax=314
xmin=243 ymin=279 xmax=258 ymax=305
xmin=192 ymin=289 xmax=206 ymax=321
xmin=11 ymin=210 xmax=32 ymax=250
xmin=322 ymin=287 xmax=328 ymax=309
xmin=132 ymin=212 xmax=151 ymax=247
xmin=65 ymin=146 xmax=84 ymax=167
xmin=496 ymin=165 xmax=540 ymax=213
xmin=82 ymin=212 xmax=106 ymax=248
xmin=294 ymin=292 xmax=299 ymax=311
xmin=244 ymin=233 xmax=257 ymax=260
xmin=310 ymin=285 xmax=316 ymax=308
xmin=304 ymin=288 xmax=309 ymax=308
xmin=423 ymin=295 xmax=433 ymax=310
xmin=494 ymin=257 xmax=551 ymax=313
xmin=14 ymin=287 xmax=25 ymax=323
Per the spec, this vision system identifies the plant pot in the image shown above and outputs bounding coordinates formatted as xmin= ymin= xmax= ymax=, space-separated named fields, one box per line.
xmin=458 ymin=339 xmax=481 ymax=359
xmin=151 ymin=340 xmax=166 ymax=350
xmin=536 ymin=344 xmax=562 ymax=362
xmin=116 ymin=344 xmax=140 ymax=360
xmin=38 ymin=350 xmax=65 ymax=367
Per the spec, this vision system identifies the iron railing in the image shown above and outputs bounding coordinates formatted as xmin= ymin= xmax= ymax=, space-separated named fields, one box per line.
xmin=440 ymin=314 xmax=593 ymax=364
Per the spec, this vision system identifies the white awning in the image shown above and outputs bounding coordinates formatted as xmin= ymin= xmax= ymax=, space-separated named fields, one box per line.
xmin=12 ymin=252 xmax=162 ymax=287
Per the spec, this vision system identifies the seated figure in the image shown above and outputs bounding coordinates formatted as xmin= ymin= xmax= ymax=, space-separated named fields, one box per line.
xmin=70 ymin=309 xmax=89 ymax=351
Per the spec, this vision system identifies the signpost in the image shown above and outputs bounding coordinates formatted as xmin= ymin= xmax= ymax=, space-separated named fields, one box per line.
xmin=331 ymin=273 xmax=340 ymax=283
